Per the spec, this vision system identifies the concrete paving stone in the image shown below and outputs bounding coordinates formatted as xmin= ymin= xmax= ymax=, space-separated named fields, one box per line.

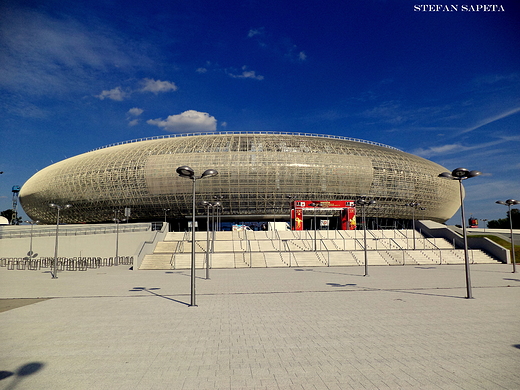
xmin=1 ymin=264 xmax=520 ymax=389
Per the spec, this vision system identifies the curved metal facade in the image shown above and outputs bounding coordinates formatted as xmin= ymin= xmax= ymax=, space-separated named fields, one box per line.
xmin=19 ymin=132 xmax=460 ymax=224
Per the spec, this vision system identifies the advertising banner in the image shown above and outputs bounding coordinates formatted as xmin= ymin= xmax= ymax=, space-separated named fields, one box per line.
xmin=291 ymin=200 xmax=356 ymax=230
xmin=293 ymin=200 xmax=355 ymax=209
xmin=295 ymin=209 xmax=303 ymax=230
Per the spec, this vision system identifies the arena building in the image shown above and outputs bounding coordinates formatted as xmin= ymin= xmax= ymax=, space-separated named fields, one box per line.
xmin=19 ymin=132 xmax=460 ymax=226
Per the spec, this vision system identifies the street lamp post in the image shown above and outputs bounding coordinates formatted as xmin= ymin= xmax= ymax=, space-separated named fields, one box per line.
xmin=356 ymin=196 xmax=376 ymax=276
xmin=113 ymin=211 xmax=126 ymax=266
xmin=286 ymin=195 xmax=294 ymax=230
xmin=213 ymin=196 xmax=223 ymax=231
xmin=309 ymin=202 xmax=320 ymax=251
xmin=405 ymin=202 xmax=420 ymax=249
xmin=163 ymin=208 xmax=170 ymax=223
xmin=480 ymin=219 xmax=488 ymax=233
xmin=439 ymin=167 xmax=482 ymax=299
xmin=213 ymin=202 xmax=221 ymax=246
xmin=24 ymin=220 xmax=39 ymax=256
xmin=201 ymin=201 xmax=213 ymax=280
xmin=49 ymin=203 xmax=72 ymax=279
xmin=496 ymin=199 xmax=519 ymax=273
xmin=177 ymin=166 xmax=218 ymax=307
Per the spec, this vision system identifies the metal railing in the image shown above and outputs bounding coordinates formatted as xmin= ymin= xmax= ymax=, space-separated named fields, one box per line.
xmin=1 ymin=256 xmax=133 ymax=271
xmin=91 ymin=131 xmax=402 ymax=152
xmin=0 ymin=223 xmax=153 ymax=239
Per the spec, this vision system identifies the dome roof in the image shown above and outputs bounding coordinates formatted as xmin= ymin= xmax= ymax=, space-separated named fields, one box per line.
xmin=19 ymin=132 xmax=460 ymax=224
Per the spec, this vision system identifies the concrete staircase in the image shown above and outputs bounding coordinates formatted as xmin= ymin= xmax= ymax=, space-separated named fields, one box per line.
xmin=139 ymin=229 xmax=503 ymax=270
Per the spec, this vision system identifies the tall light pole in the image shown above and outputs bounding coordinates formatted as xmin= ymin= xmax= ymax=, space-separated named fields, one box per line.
xmin=439 ymin=167 xmax=481 ymax=299
xmin=24 ymin=220 xmax=40 ymax=257
xmin=213 ymin=195 xmax=223 ymax=231
xmin=213 ymin=202 xmax=222 ymax=246
xmin=286 ymin=195 xmax=294 ymax=230
xmin=177 ymin=166 xmax=218 ymax=307
xmin=113 ymin=210 xmax=126 ymax=266
xmin=163 ymin=208 xmax=170 ymax=223
xmin=405 ymin=202 xmax=420 ymax=249
xmin=309 ymin=202 xmax=320 ymax=251
xmin=49 ymin=203 xmax=72 ymax=279
xmin=201 ymin=201 xmax=213 ymax=280
xmin=480 ymin=219 xmax=488 ymax=233
xmin=356 ymin=196 xmax=376 ymax=276
xmin=496 ymin=199 xmax=519 ymax=273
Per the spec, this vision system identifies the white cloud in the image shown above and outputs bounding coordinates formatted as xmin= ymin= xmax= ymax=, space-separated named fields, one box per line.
xmin=140 ymin=78 xmax=178 ymax=94
xmin=96 ymin=86 xmax=126 ymax=101
xmin=228 ymin=67 xmax=264 ymax=80
xmin=128 ymin=107 xmax=144 ymax=116
xmin=460 ymin=106 xmax=520 ymax=134
xmin=298 ymin=51 xmax=307 ymax=61
xmin=196 ymin=67 xmax=207 ymax=73
xmin=413 ymin=144 xmax=461 ymax=157
xmin=248 ymin=28 xmax=264 ymax=38
xmin=147 ymin=110 xmax=217 ymax=133
xmin=0 ymin=7 xmax=151 ymax=97
xmin=96 ymin=78 xmax=177 ymax=102
xmin=412 ymin=137 xmax=517 ymax=158
xmin=128 ymin=119 xmax=140 ymax=126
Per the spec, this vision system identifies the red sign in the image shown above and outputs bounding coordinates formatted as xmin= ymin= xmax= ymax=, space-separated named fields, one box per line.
xmin=295 ymin=209 xmax=303 ymax=230
xmin=293 ymin=200 xmax=355 ymax=209
xmin=291 ymin=200 xmax=356 ymax=230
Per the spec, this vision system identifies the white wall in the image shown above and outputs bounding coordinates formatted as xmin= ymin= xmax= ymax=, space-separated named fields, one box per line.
xmin=0 ymin=223 xmax=169 ymax=269
xmin=0 ymin=232 xmax=154 ymax=259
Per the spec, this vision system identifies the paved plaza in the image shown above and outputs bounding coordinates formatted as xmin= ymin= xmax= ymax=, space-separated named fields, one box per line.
xmin=1 ymin=263 xmax=519 ymax=389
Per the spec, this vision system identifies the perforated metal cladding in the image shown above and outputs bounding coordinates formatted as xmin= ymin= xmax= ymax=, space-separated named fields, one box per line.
xmin=19 ymin=133 xmax=460 ymax=224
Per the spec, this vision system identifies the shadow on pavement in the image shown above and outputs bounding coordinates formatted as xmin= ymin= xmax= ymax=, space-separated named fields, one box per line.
xmin=129 ymin=286 xmax=190 ymax=306
xmin=0 ymin=362 xmax=45 ymax=390
xmin=325 ymin=281 xmax=467 ymax=299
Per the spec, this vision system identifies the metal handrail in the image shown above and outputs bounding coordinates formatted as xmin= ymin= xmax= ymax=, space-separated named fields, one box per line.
xmin=90 ymin=131 xmax=402 ymax=152
xmin=0 ymin=223 xmax=152 ymax=239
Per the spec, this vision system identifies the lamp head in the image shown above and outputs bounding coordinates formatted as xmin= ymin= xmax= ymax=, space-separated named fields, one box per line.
xmin=467 ymin=170 xmax=482 ymax=178
xmin=452 ymin=167 xmax=469 ymax=178
xmin=498 ymin=199 xmax=520 ymax=206
xmin=438 ymin=172 xmax=454 ymax=179
xmin=49 ymin=203 xmax=71 ymax=210
xmin=176 ymin=166 xmax=194 ymax=178
xmin=440 ymin=168 xmax=481 ymax=180
xmin=201 ymin=169 xmax=218 ymax=179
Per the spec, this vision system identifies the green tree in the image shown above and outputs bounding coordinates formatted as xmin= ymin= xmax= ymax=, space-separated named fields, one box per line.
xmin=488 ymin=208 xmax=520 ymax=229
xmin=0 ymin=209 xmax=22 ymax=225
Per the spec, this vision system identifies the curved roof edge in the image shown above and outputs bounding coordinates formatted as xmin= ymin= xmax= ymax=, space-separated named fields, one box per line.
xmin=90 ymin=131 xmax=401 ymax=152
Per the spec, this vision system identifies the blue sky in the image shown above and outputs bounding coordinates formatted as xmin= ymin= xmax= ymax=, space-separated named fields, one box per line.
xmin=1 ymin=0 xmax=519 ymax=225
